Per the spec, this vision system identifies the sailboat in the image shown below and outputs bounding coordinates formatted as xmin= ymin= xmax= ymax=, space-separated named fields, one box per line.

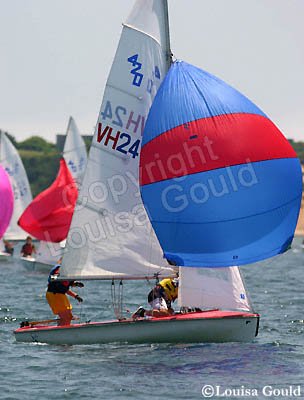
xmin=0 ymin=165 xmax=14 ymax=256
xmin=18 ymin=159 xmax=77 ymax=271
xmin=20 ymin=240 xmax=66 ymax=273
xmin=63 ymin=116 xmax=88 ymax=185
xmin=18 ymin=117 xmax=87 ymax=271
xmin=14 ymin=0 xmax=302 ymax=345
xmin=0 ymin=132 xmax=32 ymax=260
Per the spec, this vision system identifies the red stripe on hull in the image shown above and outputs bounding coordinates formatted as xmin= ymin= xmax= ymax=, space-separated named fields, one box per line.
xmin=14 ymin=310 xmax=258 ymax=333
xmin=140 ymin=113 xmax=296 ymax=185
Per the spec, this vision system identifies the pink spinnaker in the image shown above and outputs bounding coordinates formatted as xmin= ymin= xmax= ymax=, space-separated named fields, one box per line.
xmin=0 ymin=165 xmax=14 ymax=239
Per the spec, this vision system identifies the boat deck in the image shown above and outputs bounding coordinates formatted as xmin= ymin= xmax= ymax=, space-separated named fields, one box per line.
xmin=14 ymin=310 xmax=260 ymax=344
xmin=15 ymin=310 xmax=258 ymax=333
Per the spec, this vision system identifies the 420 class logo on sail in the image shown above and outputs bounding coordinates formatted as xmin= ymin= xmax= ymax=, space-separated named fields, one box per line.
xmin=128 ymin=54 xmax=161 ymax=93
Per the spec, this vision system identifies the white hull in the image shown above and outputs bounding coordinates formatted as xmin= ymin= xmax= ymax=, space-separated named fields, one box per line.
xmin=14 ymin=311 xmax=259 ymax=345
xmin=0 ymin=252 xmax=13 ymax=262
xmin=19 ymin=257 xmax=52 ymax=273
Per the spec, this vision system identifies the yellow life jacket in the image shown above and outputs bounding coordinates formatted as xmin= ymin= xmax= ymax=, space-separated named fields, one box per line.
xmin=159 ymin=278 xmax=178 ymax=302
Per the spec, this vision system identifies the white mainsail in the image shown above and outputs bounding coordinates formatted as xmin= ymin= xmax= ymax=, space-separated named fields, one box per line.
xmin=63 ymin=116 xmax=87 ymax=184
xmin=60 ymin=0 xmax=173 ymax=279
xmin=178 ymin=266 xmax=251 ymax=312
xmin=0 ymin=132 xmax=32 ymax=240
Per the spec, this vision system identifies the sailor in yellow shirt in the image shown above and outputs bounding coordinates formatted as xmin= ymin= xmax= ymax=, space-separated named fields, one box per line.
xmin=132 ymin=277 xmax=179 ymax=319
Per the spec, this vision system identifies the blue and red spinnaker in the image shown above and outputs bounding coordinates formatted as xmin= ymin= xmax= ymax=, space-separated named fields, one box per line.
xmin=140 ymin=61 xmax=302 ymax=267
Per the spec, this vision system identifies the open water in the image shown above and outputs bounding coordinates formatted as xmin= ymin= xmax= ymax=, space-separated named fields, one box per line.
xmin=0 ymin=237 xmax=304 ymax=400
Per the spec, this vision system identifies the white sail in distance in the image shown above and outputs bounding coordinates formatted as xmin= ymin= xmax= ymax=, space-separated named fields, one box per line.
xmin=178 ymin=266 xmax=251 ymax=312
xmin=39 ymin=117 xmax=86 ymax=262
xmin=63 ymin=116 xmax=87 ymax=185
xmin=60 ymin=0 xmax=173 ymax=279
xmin=36 ymin=240 xmax=65 ymax=265
xmin=0 ymin=132 xmax=33 ymax=240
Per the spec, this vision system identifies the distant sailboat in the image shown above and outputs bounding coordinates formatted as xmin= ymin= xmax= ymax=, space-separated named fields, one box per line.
xmin=0 ymin=132 xmax=32 ymax=241
xmin=0 ymin=166 xmax=14 ymax=239
xmin=15 ymin=0 xmax=302 ymax=345
xmin=25 ymin=240 xmax=66 ymax=273
xmin=18 ymin=117 xmax=87 ymax=271
xmin=63 ymin=116 xmax=87 ymax=185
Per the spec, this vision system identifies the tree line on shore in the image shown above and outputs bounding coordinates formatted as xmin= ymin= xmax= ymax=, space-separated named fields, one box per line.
xmin=5 ymin=133 xmax=91 ymax=196
xmin=3 ymin=133 xmax=304 ymax=197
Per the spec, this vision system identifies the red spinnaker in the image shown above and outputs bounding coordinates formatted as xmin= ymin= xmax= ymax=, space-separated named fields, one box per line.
xmin=18 ymin=159 xmax=78 ymax=242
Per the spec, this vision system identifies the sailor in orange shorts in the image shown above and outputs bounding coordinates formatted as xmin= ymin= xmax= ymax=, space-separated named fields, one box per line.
xmin=46 ymin=263 xmax=84 ymax=326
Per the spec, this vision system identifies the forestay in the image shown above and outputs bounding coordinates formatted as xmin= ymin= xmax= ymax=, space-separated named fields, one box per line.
xmin=178 ymin=266 xmax=251 ymax=312
xmin=0 ymin=132 xmax=32 ymax=240
xmin=60 ymin=0 xmax=173 ymax=279
xmin=63 ymin=117 xmax=87 ymax=184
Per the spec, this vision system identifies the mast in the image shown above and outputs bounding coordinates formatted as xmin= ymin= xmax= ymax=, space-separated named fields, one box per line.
xmin=163 ymin=0 xmax=172 ymax=70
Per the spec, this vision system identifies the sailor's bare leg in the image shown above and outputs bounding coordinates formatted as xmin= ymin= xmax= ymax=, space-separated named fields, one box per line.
xmin=58 ymin=310 xmax=73 ymax=326
xmin=145 ymin=308 xmax=174 ymax=318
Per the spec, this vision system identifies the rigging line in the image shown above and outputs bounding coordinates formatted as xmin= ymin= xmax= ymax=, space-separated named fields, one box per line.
xmin=77 ymin=284 xmax=85 ymax=323
xmin=111 ymin=279 xmax=124 ymax=320
xmin=111 ymin=279 xmax=117 ymax=319
xmin=78 ymin=298 xmax=83 ymax=323
xmin=114 ymin=281 xmax=119 ymax=319
xmin=118 ymin=280 xmax=121 ymax=319
xmin=119 ymin=280 xmax=123 ymax=321
xmin=145 ymin=275 xmax=152 ymax=288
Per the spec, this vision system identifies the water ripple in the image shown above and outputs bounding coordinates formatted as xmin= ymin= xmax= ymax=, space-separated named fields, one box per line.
xmin=0 ymin=237 xmax=304 ymax=399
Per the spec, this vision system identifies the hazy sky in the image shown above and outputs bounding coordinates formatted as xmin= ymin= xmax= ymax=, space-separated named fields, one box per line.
xmin=1 ymin=0 xmax=303 ymax=143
